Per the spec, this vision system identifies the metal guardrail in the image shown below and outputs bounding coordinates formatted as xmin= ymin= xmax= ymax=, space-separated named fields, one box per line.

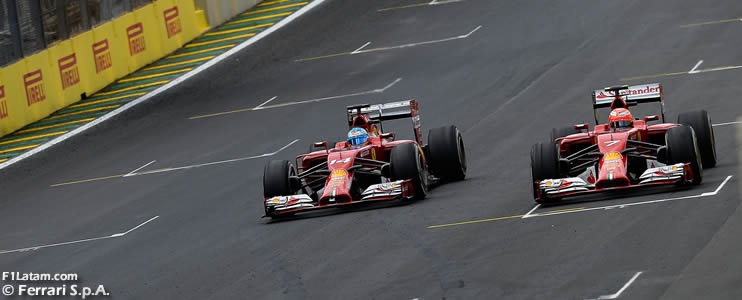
xmin=0 ymin=0 xmax=154 ymax=68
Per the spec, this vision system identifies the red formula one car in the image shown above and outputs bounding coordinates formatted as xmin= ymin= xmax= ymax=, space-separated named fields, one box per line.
xmin=530 ymin=83 xmax=717 ymax=203
xmin=262 ymin=100 xmax=467 ymax=218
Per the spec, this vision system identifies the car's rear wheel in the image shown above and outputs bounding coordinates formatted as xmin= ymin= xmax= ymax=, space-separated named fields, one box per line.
xmin=531 ymin=142 xmax=560 ymax=202
xmin=263 ymin=160 xmax=298 ymax=217
xmin=551 ymin=126 xmax=580 ymax=144
xmin=678 ymin=110 xmax=717 ymax=168
xmin=666 ymin=125 xmax=702 ymax=185
xmin=427 ymin=125 xmax=467 ymax=181
xmin=391 ymin=143 xmax=428 ymax=200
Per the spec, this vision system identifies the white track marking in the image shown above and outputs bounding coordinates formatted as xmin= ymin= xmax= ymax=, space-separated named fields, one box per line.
xmin=0 ymin=216 xmax=159 ymax=255
xmin=586 ymin=271 xmax=643 ymax=300
xmin=713 ymin=121 xmax=742 ymax=127
xmin=127 ymin=139 xmax=299 ymax=177
xmin=124 ymin=160 xmax=156 ymax=177
xmin=350 ymin=26 xmax=481 ymax=55
xmin=0 ymin=0 xmax=327 ymax=171
xmin=703 ymin=175 xmax=732 ymax=196
xmin=692 ymin=65 xmax=742 ymax=74
xmin=429 ymin=0 xmax=466 ymax=5
xmin=254 ymin=96 xmax=278 ymax=109
xmin=252 ymin=78 xmax=401 ymax=110
xmin=688 ymin=60 xmax=704 ymax=74
xmin=524 ymin=176 xmax=733 ymax=219
xmin=351 ymin=42 xmax=371 ymax=54
xmin=522 ymin=204 xmax=541 ymax=219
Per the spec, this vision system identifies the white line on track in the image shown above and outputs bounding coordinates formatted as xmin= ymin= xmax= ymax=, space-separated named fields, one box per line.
xmin=713 ymin=120 xmax=742 ymax=127
xmin=0 ymin=216 xmax=159 ymax=255
xmin=586 ymin=271 xmax=643 ymax=300
xmin=254 ymin=96 xmax=278 ymax=109
xmin=351 ymin=42 xmax=371 ymax=54
xmin=127 ymin=139 xmax=299 ymax=177
xmin=692 ymin=65 xmax=742 ymax=74
xmin=524 ymin=176 xmax=733 ymax=219
xmin=124 ymin=160 xmax=156 ymax=177
xmin=350 ymin=25 xmax=481 ymax=55
xmin=522 ymin=204 xmax=540 ymax=218
xmin=429 ymin=0 xmax=466 ymax=5
xmin=688 ymin=60 xmax=704 ymax=74
xmin=0 ymin=0 xmax=327 ymax=171
xmin=252 ymin=78 xmax=402 ymax=110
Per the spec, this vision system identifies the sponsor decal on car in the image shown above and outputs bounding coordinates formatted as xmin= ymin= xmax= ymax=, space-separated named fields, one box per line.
xmin=604 ymin=151 xmax=622 ymax=161
xmin=330 ymin=169 xmax=347 ymax=179
xmin=596 ymin=85 xmax=661 ymax=99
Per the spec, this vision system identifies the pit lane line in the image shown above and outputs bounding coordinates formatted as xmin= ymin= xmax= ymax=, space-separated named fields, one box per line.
xmin=294 ymin=25 xmax=482 ymax=62
xmin=428 ymin=175 xmax=733 ymax=229
xmin=50 ymin=139 xmax=299 ymax=187
xmin=188 ymin=77 xmax=402 ymax=119
xmin=0 ymin=216 xmax=159 ymax=255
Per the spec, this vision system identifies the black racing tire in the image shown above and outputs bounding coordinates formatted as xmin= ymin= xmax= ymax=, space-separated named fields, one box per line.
xmin=390 ymin=143 xmax=428 ymax=200
xmin=427 ymin=125 xmax=467 ymax=181
xmin=666 ymin=125 xmax=702 ymax=185
xmin=678 ymin=110 xmax=717 ymax=168
xmin=263 ymin=160 xmax=297 ymax=198
xmin=530 ymin=142 xmax=560 ymax=201
xmin=551 ymin=126 xmax=580 ymax=144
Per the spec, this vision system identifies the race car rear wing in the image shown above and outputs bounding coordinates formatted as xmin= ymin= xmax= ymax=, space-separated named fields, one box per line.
xmin=347 ymin=100 xmax=423 ymax=145
xmin=591 ymin=83 xmax=666 ymax=124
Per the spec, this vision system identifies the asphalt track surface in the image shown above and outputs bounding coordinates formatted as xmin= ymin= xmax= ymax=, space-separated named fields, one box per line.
xmin=0 ymin=0 xmax=741 ymax=299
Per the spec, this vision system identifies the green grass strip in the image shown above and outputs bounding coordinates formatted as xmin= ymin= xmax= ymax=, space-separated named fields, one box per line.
xmin=215 ymin=18 xmax=280 ymax=31
xmin=0 ymin=137 xmax=51 ymax=151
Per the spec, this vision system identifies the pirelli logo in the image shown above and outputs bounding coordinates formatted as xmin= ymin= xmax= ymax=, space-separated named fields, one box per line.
xmin=58 ymin=53 xmax=80 ymax=90
xmin=92 ymin=39 xmax=112 ymax=73
xmin=24 ymin=69 xmax=46 ymax=106
xmin=127 ymin=23 xmax=146 ymax=56
xmin=163 ymin=7 xmax=182 ymax=38
xmin=0 ymin=86 xmax=8 ymax=119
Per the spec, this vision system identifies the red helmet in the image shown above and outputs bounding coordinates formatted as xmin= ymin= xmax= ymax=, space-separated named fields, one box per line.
xmin=609 ymin=108 xmax=633 ymax=129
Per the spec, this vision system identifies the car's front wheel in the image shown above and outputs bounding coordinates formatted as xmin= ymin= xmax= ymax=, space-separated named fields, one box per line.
xmin=427 ymin=125 xmax=466 ymax=181
xmin=531 ymin=142 xmax=560 ymax=202
xmin=666 ymin=125 xmax=702 ymax=185
xmin=678 ymin=110 xmax=716 ymax=168
xmin=390 ymin=143 xmax=428 ymax=200
xmin=263 ymin=160 xmax=298 ymax=217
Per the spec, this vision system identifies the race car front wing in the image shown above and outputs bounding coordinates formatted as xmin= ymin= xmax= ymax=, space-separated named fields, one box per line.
xmin=264 ymin=179 xmax=413 ymax=217
xmin=537 ymin=163 xmax=691 ymax=200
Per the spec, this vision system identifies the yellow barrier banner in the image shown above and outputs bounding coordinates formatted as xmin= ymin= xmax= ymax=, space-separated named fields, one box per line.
xmin=0 ymin=0 xmax=206 ymax=136
xmin=48 ymin=40 xmax=85 ymax=105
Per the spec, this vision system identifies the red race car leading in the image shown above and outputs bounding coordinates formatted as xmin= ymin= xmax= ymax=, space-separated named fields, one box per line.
xmin=530 ymin=83 xmax=717 ymax=204
xmin=262 ymin=100 xmax=467 ymax=218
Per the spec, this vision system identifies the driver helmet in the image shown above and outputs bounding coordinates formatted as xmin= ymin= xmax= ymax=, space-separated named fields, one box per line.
xmin=609 ymin=108 xmax=633 ymax=129
xmin=347 ymin=127 xmax=369 ymax=147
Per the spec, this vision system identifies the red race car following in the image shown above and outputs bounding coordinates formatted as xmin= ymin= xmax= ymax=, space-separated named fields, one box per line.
xmin=263 ymin=100 xmax=467 ymax=218
xmin=530 ymin=83 xmax=717 ymax=203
